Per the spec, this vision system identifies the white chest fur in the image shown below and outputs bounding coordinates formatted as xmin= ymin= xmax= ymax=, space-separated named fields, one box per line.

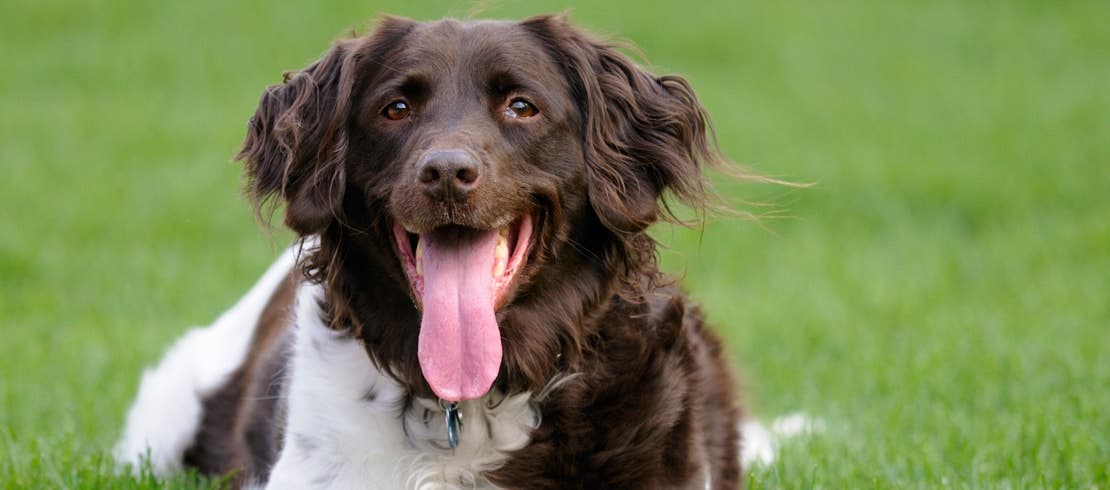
xmin=265 ymin=285 xmax=540 ymax=490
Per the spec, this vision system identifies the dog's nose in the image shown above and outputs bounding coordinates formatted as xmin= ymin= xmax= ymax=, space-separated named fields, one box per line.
xmin=417 ymin=150 xmax=480 ymax=201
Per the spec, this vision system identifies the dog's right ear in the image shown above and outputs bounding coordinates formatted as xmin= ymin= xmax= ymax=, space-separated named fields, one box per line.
xmin=237 ymin=17 xmax=416 ymax=235
xmin=237 ymin=41 xmax=353 ymax=235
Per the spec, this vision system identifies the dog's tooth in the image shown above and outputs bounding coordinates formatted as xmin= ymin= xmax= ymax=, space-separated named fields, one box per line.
xmin=493 ymin=233 xmax=508 ymax=276
xmin=415 ymin=238 xmax=424 ymax=276
xmin=496 ymin=232 xmax=509 ymax=258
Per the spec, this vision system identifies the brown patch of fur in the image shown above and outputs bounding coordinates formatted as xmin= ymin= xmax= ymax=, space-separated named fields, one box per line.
xmin=183 ymin=271 xmax=296 ymax=485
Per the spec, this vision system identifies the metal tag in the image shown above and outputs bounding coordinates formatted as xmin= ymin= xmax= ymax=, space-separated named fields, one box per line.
xmin=445 ymin=402 xmax=461 ymax=449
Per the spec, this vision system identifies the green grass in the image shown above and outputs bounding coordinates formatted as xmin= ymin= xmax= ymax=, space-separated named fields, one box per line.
xmin=2 ymin=0 xmax=1107 ymax=487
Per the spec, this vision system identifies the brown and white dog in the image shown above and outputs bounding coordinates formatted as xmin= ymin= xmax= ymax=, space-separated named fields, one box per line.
xmin=116 ymin=15 xmax=765 ymax=489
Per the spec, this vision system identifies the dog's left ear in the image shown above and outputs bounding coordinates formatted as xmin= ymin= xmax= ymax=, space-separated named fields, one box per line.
xmin=523 ymin=15 xmax=716 ymax=234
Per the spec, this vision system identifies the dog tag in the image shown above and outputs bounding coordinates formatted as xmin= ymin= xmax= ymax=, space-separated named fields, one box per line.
xmin=445 ymin=402 xmax=462 ymax=449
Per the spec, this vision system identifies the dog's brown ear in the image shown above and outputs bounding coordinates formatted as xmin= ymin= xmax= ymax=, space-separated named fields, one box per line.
xmin=237 ymin=40 xmax=354 ymax=235
xmin=523 ymin=15 xmax=716 ymax=234
xmin=237 ymin=17 xmax=416 ymax=235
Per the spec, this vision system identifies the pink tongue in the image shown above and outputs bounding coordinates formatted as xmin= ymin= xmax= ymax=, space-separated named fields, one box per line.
xmin=418 ymin=228 xmax=502 ymax=401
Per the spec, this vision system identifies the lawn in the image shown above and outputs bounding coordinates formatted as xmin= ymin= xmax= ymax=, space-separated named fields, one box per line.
xmin=2 ymin=0 xmax=1107 ymax=488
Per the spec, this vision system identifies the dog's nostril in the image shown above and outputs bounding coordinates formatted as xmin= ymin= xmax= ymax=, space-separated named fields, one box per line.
xmin=455 ymin=167 xmax=478 ymax=185
xmin=419 ymin=166 xmax=440 ymax=184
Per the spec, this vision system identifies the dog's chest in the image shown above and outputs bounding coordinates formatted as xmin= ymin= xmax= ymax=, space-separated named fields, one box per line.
xmin=265 ymin=285 xmax=539 ymax=490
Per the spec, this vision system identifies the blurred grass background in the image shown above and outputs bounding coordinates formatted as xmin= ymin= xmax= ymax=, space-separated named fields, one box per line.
xmin=1 ymin=0 xmax=1107 ymax=487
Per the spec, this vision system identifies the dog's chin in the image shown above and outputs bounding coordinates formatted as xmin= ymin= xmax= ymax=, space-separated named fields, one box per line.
xmin=392 ymin=214 xmax=533 ymax=312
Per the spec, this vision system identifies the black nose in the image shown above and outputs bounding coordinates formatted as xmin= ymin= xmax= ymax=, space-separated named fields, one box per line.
xmin=417 ymin=149 xmax=481 ymax=201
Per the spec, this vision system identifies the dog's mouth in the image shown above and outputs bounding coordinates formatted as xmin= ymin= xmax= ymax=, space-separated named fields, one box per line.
xmin=392 ymin=215 xmax=533 ymax=402
xmin=392 ymin=215 xmax=533 ymax=309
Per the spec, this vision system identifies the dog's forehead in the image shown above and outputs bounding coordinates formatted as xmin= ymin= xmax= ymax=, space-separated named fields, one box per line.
xmin=395 ymin=19 xmax=564 ymax=82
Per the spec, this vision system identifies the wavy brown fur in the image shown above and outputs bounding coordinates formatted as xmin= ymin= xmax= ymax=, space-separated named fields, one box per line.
xmin=228 ymin=14 xmax=746 ymax=488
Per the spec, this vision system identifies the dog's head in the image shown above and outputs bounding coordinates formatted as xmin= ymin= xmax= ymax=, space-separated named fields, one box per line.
xmin=238 ymin=16 xmax=720 ymax=401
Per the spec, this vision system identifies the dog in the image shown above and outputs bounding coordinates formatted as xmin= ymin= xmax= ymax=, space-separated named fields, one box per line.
xmin=116 ymin=15 xmax=752 ymax=489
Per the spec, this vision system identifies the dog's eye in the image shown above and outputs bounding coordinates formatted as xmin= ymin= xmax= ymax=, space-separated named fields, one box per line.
xmin=383 ymin=100 xmax=411 ymax=121
xmin=505 ymin=98 xmax=538 ymax=119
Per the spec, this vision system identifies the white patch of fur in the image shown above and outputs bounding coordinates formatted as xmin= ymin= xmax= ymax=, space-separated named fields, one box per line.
xmin=265 ymin=284 xmax=539 ymax=490
xmin=114 ymin=245 xmax=300 ymax=474
xmin=740 ymin=412 xmax=826 ymax=467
